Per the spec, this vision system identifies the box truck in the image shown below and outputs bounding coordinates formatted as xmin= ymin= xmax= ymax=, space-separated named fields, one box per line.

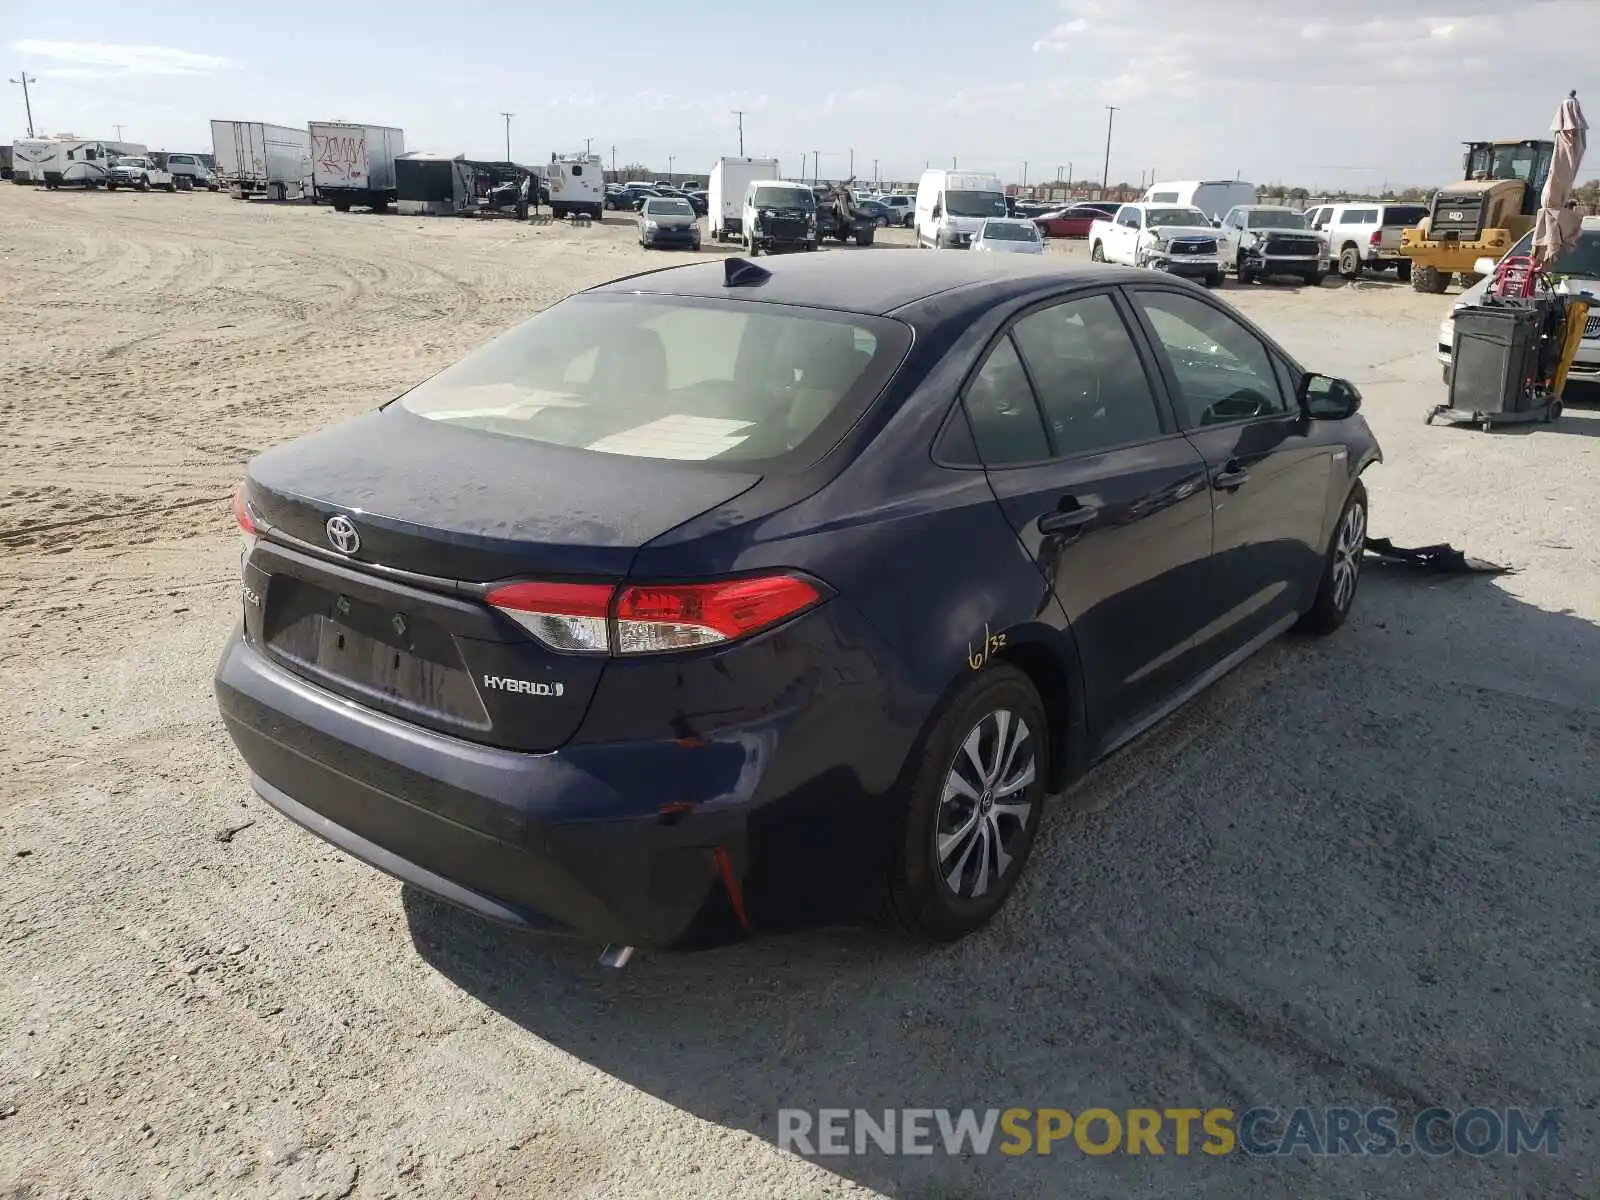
xmin=708 ymin=156 xmax=780 ymax=241
xmin=211 ymin=120 xmax=313 ymax=200
xmin=309 ymin=121 xmax=406 ymax=212
xmin=543 ymin=152 xmax=604 ymax=219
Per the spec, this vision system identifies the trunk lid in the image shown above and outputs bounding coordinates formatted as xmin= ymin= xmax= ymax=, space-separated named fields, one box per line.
xmin=242 ymin=406 xmax=760 ymax=752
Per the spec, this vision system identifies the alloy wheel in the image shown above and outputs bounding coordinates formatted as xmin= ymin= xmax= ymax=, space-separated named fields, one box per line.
xmin=935 ymin=709 xmax=1036 ymax=900
xmin=1331 ymin=499 xmax=1366 ymax=612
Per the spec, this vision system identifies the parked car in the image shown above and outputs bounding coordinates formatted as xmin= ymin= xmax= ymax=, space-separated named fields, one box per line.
xmin=684 ymin=190 xmax=709 ymax=216
xmin=971 ymin=218 xmax=1044 ymax=254
xmin=1011 ymin=200 xmax=1054 ymax=219
xmin=1437 ymin=219 xmax=1600 ymax=385
xmin=857 ymin=199 xmax=892 ymax=227
xmin=1034 ymin=205 xmax=1114 ymax=239
xmin=217 ymin=254 xmax=1380 ymax=957
xmin=876 ymin=194 xmax=915 ymax=227
xmin=638 ymin=196 xmax=701 ymax=250
xmin=1215 ymin=205 xmax=1329 ymax=285
xmin=1309 ymin=202 xmax=1429 ymax=279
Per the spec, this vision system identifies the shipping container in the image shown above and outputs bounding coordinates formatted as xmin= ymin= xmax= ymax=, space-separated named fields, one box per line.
xmin=211 ymin=120 xmax=313 ymax=200
xmin=309 ymin=121 xmax=406 ymax=212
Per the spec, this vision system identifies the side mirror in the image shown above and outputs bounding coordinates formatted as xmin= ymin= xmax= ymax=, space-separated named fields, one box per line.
xmin=1212 ymin=218 xmax=1222 ymax=227
xmin=1473 ymin=256 xmax=1498 ymax=276
xmin=1298 ymin=373 xmax=1362 ymax=420
xmin=932 ymin=205 xmax=942 ymax=218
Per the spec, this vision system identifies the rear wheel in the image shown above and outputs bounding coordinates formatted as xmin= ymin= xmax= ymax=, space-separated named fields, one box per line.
xmin=1091 ymin=240 xmax=1106 ymax=262
xmin=1457 ymin=271 xmax=1485 ymax=288
xmin=1396 ymin=260 xmax=1413 ymax=282
xmin=1304 ymin=270 xmax=1326 ymax=287
xmin=1338 ymin=245 xmax=1361 ymax=278
xmin=1236 ymin=254 xmax=1256 ymax=285
xmin=1297 ymin=481 xmax=1367 ymax=636
xmin=883 ymin=665 xmax=1049 ymax=942
xmin=1206 ymin=272 xmax=1225 ymax=289
xmin=1411 ymin=264 xmax=1449 ymax=294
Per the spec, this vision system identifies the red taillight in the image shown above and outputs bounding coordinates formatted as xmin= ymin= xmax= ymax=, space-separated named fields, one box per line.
xmin=233 ymin=488 xmax=256 ymax=535
xmin=615 ymin=575 xmax=821 ymax=653
xmin=1369 ymin=230 xmax=1382 ymax=245
xmin=485 ymin=574 xmax=822 ymax=655
xmin=485 ymin=580 xmax=614 ymax=653
xmin=233 ymin=487 xmax=257 ymax=563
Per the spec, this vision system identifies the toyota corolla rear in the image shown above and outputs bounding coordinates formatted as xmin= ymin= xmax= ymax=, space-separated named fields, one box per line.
xmin=215 ymin=285 xmax=913 ymax=950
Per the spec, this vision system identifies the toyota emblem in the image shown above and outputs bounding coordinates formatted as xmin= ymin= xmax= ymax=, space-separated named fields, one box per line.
xmin=325 ymin=514 xmax=360 ymax=555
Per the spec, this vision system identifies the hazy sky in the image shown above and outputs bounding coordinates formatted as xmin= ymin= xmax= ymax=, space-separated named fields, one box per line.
xmin=7 ymin=0 xmax=1598 ymax=189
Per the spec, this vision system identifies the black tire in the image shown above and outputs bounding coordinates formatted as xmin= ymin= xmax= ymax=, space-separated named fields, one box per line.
xmin=1304 ymin=270 xmax=1326 ymax=287
xmin=1411 ymin=265 xmax=1449 ymax=294
xmin=1091 ymin=240 xmax=1106 ymax=262
xmin=1457 ymin=271 xmax=1485 ymax=288
xmin=135 ymin=177 xmax=149 ymax=192
xmin=1297 ymin=481 xmax=1367 ymax=636
xmin=1206 ymin=272 xmax=1225 ymax=289
xmin=163 ymin=182 xmax=176 ymax=193
xmin=875 ymin=215 xmax=888 ymax=227
xmin=903 ymin=213 xmax=915 ymax=228
xmin=1396 ymin=260 xmax=1412 ymax=282
xmin=882 ymin=664 xmax=1050 ymax=942
xmin=1236 ymin=254 xmax=1255 ymax=285
xmin=1338 ymin=245 xmax=1361 ymax=278
xmin=332 ymin=200 xmax=351 ymax=213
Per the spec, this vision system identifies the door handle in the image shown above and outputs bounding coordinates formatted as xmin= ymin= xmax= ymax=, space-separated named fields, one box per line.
xmin=1212 ymin=463 xmax=1250 ymax=491
xmin=1038 ymin=502 xmax=1099 ymax=534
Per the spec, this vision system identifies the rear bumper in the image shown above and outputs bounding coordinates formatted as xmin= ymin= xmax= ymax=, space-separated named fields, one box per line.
xmin=215 ymin=621 xmax=905 ymax=949
xmin=643 ymin=227 xmax=700 ymax=247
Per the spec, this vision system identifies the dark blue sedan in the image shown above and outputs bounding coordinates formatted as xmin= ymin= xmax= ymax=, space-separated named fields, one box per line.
xmin=216 ymin=254 xmax=1380 ymax=958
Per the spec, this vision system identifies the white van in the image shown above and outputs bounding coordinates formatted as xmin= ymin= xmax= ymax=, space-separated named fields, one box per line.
xmin=1142 ymin=180 xmax=1258 ymax=224
xmin=915 ymin=169 xmax=1007 ymax=249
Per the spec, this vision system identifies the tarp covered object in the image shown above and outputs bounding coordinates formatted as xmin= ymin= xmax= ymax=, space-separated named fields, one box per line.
xmin=1533 ymin=91 xmax=1588 ymax=264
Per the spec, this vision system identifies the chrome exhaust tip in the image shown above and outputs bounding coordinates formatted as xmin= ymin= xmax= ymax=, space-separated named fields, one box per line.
xmin=597 ymin=944 xmax=635 ymax=969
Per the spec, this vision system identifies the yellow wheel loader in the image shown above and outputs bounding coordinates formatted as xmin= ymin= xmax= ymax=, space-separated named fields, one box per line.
xmin=1399 ymin=139 xmax=1555 ymax=293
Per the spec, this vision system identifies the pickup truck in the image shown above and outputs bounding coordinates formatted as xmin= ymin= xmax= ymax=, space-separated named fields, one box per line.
xmin=105 ymin=156 xmax=175 ymax=192
xmin=1089 ymin=203 xmax=1226 ymax=287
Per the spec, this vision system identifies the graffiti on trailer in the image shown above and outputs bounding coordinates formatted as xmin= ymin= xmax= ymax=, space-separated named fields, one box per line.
xmin=313 ymin=134 xmax=366 ymax=179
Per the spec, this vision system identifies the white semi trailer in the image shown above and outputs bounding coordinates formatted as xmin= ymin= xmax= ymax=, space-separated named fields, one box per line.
xmin=309 ymin=121 xmax=406 ymax=212
xmin=211 ymin=120 xmax=313 ymax=200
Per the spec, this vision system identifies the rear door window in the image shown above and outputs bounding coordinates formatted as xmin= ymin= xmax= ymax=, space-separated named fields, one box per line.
xmin=960 ymin=337 xmax=1051 ymax=466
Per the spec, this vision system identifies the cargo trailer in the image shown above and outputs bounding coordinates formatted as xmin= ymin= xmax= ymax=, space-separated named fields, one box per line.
xmin=309 ymin=121 xmax=406 ymax=212
xmin=211 ymin=120 xmax=313 ymax=200
xmin=708 ymin=156 xmax=779 ymax=240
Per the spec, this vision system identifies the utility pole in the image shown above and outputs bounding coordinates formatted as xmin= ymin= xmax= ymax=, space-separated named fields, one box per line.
xmin=501 ymin=112 xmax=514 ymax=162
xmin=873 ymin=158 xmax=878 ymax=184
xmin=9 ymin=72 xmax=36 ymax=138
xmin=848 ymin=147 xmax=854 ymax=179
xmin=952 ymin=156 xmax=958 ymax=169
xmin=731 ymin=110 xmax=746 ymax=156
xmin=114 ymin=124 xmax=124 ymax=141
xmin=668 ymin=155 xmax=674 ymax=181
xmin=585 ymin=136 xmax=592 ymax=157
xmin=611 ymin=145 xmax=617 ymax=177
xmin=1102 ymin=105 xmax=1119 ymax=194
xmin=812 ymin=150 xmax=819 ymax=182
xmin=1022 ymin=160 xmax=1028 ymax=187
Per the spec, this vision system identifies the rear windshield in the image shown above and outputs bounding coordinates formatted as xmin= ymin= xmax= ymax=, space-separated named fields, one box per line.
xmin=644 ymin=198 xmax=694 ymax=216
xmin=982 ymin=221 xmax=1038 ymax=241
xmin=1383 ymin=205 xmax=1429 ymax=226
xmin=397 ymin=294 xmax=907 ymax=466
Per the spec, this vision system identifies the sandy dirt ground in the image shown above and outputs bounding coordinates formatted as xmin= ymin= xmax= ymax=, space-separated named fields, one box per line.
xmin=2 ymin=187 xmax=1598 ymax=1199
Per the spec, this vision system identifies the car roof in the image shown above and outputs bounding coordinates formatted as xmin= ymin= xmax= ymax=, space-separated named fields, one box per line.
xmin=588 ymin=254 xmax=1134 ymax=316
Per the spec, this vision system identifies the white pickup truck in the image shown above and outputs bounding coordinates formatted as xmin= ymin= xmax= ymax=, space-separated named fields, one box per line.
xmin=1088 ymin=203 xmax=1227 ymax=287
xmin=105 ymin=156 xmax=175 ymax=192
